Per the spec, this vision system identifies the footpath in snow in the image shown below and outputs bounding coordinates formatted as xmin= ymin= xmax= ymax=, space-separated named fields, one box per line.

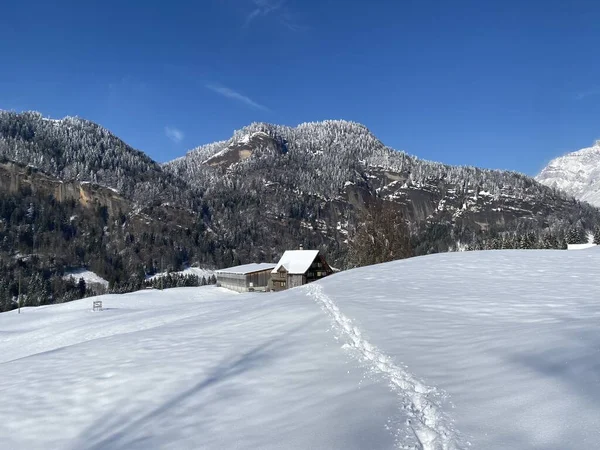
xmin=311 ymin=249 xmax=600 ymax=449
xmin=307 ymin=284 xmax=460 ymax=450
xmin=0 ymin=287 xmax=398 ymax=450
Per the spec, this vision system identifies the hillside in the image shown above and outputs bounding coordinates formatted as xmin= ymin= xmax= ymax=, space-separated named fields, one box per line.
xmin=2 ymin=110 xmax=600 ymax=310
xmin=1 ymin=249 xmax=599 ymax=449
xmin=0 ymin=111 xmax=192 ymax=206
xmin=166 ymin=121 xmax=600 ymax=256
xmin=0 ymin=160 xmax=213 ymax=310
xmin=536 ymin=140 xmax=600 ymax=207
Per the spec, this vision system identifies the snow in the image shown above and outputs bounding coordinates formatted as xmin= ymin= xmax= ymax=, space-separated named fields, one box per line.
xmin=63 ymin=268 xmax=109 ymax=288
xmin=567 ymin=243 xmax=597 ymax=250
xmin=216 ymin=262 xmax=276 ymax=275
xmin=0 ymin=287 xmax=399 ymax=449
xmin=536 ymin=141 xmax=600 ymax=206
xmin=237 ymin=134 xmax=251 ymax=144
xmin=319 ymin=250 xmax=600 ymax=449
xmin=41 ymin=117 xmax=62 ymax=123
xmin=147 ymin=267 xmax=213 ymax=281
xmin=2 ymin=250 xmax=600 ymax=449
xmin=202 ymin=146 xmax=229 ymax=163
xmin=272 ymin=249 xmax=320 ymax=274
xmin=201 ymin=132 xmax=271 ymax=164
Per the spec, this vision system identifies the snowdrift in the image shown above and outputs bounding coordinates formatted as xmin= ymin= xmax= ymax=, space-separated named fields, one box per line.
xmin=1 ymin=249 xmax=600 ymax=449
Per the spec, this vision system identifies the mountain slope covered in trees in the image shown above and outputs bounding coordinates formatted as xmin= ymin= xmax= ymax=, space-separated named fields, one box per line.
xmin=1 ymin=110 xmax=599 ymax=311
xmin=165 ymin=120 xmax=600 ymax=256
xmin=0 ymin=111 xmax=193 ymax=206
xmin=0 ymin=161 xmax=216 ymax=312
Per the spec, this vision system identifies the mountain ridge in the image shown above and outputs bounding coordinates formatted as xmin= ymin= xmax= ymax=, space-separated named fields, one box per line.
xmin=1 ymin=108 xmax=600 ymax=311
xmin=0 ymin=110 xmax=194 ymax=207
xmin=536 ymin=140 xmax=600 ymax=207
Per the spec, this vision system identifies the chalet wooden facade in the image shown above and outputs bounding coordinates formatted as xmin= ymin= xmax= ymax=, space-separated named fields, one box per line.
xmin=270 ymin=250 xmax=332 ymax=291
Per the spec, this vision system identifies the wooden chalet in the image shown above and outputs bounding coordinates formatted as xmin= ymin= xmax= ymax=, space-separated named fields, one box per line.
xmin=270 ymin=249 xmax=332 ymax=291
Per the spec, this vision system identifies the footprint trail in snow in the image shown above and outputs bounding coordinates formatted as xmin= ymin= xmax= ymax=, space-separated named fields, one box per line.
xmin=306 ymin=283 xmax=464 ymax=450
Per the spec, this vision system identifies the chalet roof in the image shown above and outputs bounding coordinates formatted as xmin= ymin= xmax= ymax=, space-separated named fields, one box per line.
xmin=272 ymin=250 xmax=320 ymax=275
xmin=216 ymin=263 xmax=276 ymax=275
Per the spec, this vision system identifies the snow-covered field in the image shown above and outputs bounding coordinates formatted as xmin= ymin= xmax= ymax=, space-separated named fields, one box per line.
xmin=2 ymin=249 xmax=600 ymax=449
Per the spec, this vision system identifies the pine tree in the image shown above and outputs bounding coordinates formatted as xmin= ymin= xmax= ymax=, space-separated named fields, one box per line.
xmin=594 ymin=226 xmax=600 ymax=245
xmin=25 ymin=273 xmax=44 ymax=307
xmin=77 ymin=278 xmax=87 ymax=298
xmin=524 ymin=232 xmax=536 ymax=249
xmin=567 ymin=226 xmax=586 ymax=244
xmin=541 ymin=233 xmax=558 ymax=249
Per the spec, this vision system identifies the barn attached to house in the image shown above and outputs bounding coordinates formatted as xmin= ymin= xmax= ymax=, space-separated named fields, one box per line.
xmin=270 ymin=250 xmax=332 ymax=291
xmin=216 ymin=263 xmax=276 ymax=293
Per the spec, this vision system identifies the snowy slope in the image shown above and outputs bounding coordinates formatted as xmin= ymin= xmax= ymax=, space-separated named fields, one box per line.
xmin=63 ymin=268 xmax=109 ymax=288
xmin=536 ymin=141 xmax=600 ymax=206
xmin=147 ymin=266 xmax=214 ymax=281
xmin=2 ymin=250 xmax=600 ymax=449
xmin=0 ymin=288 xmax=402 ymax=450
xmin=314 ymin=250 xmax=600 ymax=449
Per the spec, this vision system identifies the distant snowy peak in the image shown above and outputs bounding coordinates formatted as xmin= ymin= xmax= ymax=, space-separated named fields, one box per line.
xmin=536 ymin=141 xmax=600 ymax=207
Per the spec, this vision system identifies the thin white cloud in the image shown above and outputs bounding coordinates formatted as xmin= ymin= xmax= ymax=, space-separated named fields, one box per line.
xmin=206 ymin=84 xmax=269 ymax=111
xmin=575 ymin=87 xmax=600 ymax=100
xmin=244 ymin=0 xmax=301 ymax=30
xmin=165 ymin=126 xmax=184 ymax=143
xmin=245 ymin=0 xmax=283 ymax=26
xmin=244 ymin=7 xmax=263 ymax=26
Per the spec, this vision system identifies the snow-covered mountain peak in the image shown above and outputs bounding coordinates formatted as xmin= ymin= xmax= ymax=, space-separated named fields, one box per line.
xmin=570 ymin=140 xmax=600 ymax=156
xmin=536 ymin=141 xmax=600 ymax=207
xmin=235 ymin=131 xmax=270 ymax=145
xmin=202 ymin=129 xmax=286 ymax=168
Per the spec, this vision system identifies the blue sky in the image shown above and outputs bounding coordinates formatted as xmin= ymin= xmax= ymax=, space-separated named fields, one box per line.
xmin=1 ymin=0 xmax=600 ymax=175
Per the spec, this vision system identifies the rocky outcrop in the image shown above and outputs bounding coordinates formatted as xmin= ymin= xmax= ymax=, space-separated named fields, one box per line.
xmin=536 ymin=141 xmax=600 ymax=207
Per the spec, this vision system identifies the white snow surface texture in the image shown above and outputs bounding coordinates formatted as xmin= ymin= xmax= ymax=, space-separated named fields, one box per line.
xmin=63 ymin=268 xmax=109 ymax=288
xmin=2 ymin=249 xmax=600 ymax=449
xmin=536 ymin=141 xmax=600 ymax=206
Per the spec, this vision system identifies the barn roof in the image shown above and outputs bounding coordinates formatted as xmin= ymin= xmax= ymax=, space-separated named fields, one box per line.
xmin=272 ymin=250 xmax=320 ymax=275
xmin=216 ymin=263 xmax=276 ymax=275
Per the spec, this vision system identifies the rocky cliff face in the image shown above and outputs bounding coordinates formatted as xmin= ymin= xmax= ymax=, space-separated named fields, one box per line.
xmin=0 ymin=110 xmax=193 ymax=207
xmin=203 ymin=131 xmax=287 ymax=168
xmin=0 ymin=162 xmax=131 ymax=217
xmin=536 ymin=141 xmax=600 ymax=207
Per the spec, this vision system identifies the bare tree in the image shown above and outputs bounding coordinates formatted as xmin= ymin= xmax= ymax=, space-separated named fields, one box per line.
xmin=347 ymin=200 xmax=413 ymax=268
